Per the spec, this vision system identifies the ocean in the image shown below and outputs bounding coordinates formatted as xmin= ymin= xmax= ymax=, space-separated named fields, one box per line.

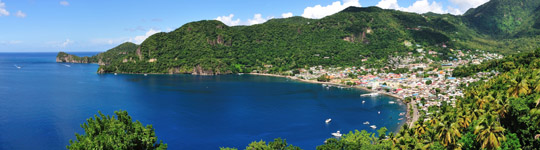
xmin=0 ymin=52 xmax=406 ymax=149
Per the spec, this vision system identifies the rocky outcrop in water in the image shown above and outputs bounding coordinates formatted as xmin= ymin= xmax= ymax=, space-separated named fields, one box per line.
xmin=56 ymin=52 xmax=95 ymax=63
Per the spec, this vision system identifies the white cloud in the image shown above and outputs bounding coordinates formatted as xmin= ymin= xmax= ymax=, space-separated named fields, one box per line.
xmin=301 ymin=0 xmax=361 ymax=19
xmin=0 ymin=0 xmax=10 ymax=16
xmin=248 ymin=14 xmax=273 ymax=25
xmin=376 ymin=0 xmax=446 ymax=14
xmin=376 ymin=0 xmax=400 ymax=10
xmin=447 ymin=6 xmax=463 ymax=15
xmin=15 ymin=10 xmax=26 ymax=18
xmin=402 ymin=0 xmax=445 ymax=14
xmin=449 ymin=0 xmax=488 ymax=14
xmin=60 ymin=1 xmax=69 ymax=6
xmin=216 ymin=13 xmax=275 ymax=26
xmin=281 ymin=12 xmax=293 ymax=18
xmin=130 ymin=28 xmax=161 ymax=44
xmin=61 ymin=39 xmax=73 ymax=48
xmin=216 ymin=14 xmax=241 ymax=26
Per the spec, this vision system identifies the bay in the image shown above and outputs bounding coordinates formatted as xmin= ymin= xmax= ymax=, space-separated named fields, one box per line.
xmin=0 ymin=53 xmax=406 ymax=149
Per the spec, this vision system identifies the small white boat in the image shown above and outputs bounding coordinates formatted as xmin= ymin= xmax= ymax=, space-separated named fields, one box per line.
xmin=378 ymin=111 xmax=381 ymax=114
xmin=370 ymin=125 xmax=377 ymax=129
xmin=363 ymin=121 xmax=370 ymax=125
xmin=325 ymin=118 xmax=332 ymax=124
xmin=331 ymin=131 xmax=342 ymax=137
xmin=114 ymin=73 xmax=118 ymax=75
xmin=144 ymin=74 xmax=148 ymax=76
xmin=398 ymin=118 xmax=404 ymax=120
xmin=14 ymin=65 xmax=21 ymax=69
xmin=360 ymin=93 xmax=379 ymax=97
xmin=362 ymin=100 xmax=365 ymax=104
xmin=389 ymin=101 xmax=395 ymax=104
xmin=64 ymin=64 xmax=71 ymax=67
xmin=322 ymin=84 xmax=327 ymax=87
xmin=238 ymin=73 xmax=244 ymax=75
xmin=399 ymin=112 xmax=405 ymax=116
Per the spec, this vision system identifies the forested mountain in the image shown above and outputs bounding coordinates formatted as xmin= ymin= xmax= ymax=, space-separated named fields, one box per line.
xmin=464 ymin=0 xmax=540 ymax=37
xmin=57 ymin=0 xmax=540 ymax=75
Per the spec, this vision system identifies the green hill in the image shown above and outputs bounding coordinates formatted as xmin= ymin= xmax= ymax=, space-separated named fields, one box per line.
xmin=57 ymin=0 xmax=540 ymax=75
xmin=464 ymin=0 xmax=540 ymax=37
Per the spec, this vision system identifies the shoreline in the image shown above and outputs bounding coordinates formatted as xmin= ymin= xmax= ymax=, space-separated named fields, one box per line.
xmin=249 ymin=73 xmax=416 ymax=129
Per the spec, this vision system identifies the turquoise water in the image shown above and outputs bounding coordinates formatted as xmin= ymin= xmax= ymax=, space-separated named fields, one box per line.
xmin=0 ymin=53 xmax=406 ymax=149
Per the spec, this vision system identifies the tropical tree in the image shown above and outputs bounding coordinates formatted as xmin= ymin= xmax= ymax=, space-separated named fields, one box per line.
xmin=506 ymin=69 xmax=530 ymax=97
xmin=67 ymin=110 xmax=167 ymax=150
xmin=474 ymin=113 xmax=506 ymax=149
xmin=436 ymin=121 xmax=461 ymax=147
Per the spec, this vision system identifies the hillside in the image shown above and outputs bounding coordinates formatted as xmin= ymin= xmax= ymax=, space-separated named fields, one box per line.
xmin=464 ymin=0 xmax=540 ymax=37
xmin=57 ymin=0 xmax=540 ymax=75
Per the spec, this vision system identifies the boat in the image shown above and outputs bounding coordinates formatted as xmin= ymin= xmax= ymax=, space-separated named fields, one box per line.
xmin=14 ymin=65 xmax=21 ymax=69
xmin=325 ymin=118 xmax=332 ymax=124
xmin=378 ymin=111 xmax=381 ymax=114
xmin=114 ymin=73 xmax=118 ymax=75
xmin=331 ymin=131 xmax=342 ymax=137
xmin=360 ymin=93 xmax=379 ymax=97
xmin=363 ymin=121 xmax=370 ymax=125
xmin=64 ymin=64 xmax=71 ymax=67
xmin=398 ymin=118 xmax=404 ymax=120
xmin=362 ymin=100 xmax=365 ymax=104
xmin=399 ymin=112 xmax=405 ymax=116
xmin=370 ymin=125 xmax=377 ymax=129
xmin=237 ymin=73 xmax=244 ymax=75
xmin=144 ymin=74 xmax=148 ymax=76
xmin=389 ymin=101 xmax=395 ymax=104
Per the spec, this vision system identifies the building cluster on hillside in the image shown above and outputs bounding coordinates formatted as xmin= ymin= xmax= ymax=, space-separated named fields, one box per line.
xmin=293 ymin=48 xmax=502 ymax=115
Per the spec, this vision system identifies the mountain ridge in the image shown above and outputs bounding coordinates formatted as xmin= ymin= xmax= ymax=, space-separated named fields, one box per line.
xmin=57 ymin=0 xmax=540 ymax=74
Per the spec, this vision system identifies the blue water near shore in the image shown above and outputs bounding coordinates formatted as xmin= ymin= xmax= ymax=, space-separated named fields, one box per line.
xmin=0 ymin=52 xmax=406 ymax=149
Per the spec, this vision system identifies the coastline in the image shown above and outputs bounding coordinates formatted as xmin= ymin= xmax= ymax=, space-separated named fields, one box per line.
xmin=249 ymin=73 xmax=416 ymax=129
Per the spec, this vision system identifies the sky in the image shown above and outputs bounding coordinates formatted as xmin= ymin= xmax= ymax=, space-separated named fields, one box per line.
xmin=0 ymin=0 xmax=489 ymax=52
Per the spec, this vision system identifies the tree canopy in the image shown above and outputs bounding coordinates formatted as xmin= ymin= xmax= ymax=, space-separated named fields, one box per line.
xmin=67 ymin=110 xmax=167 ymax=150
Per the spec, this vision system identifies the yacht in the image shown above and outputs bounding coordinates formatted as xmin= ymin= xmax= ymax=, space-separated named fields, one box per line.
xmin=325 ymin=118 xmax=332 ymax=124
xmin=363 ymin=121 xmax=370 ymax=125
xmin=370 ymin=125 xmax=377 ymax=129
xmin=331 ymin=131 xmax=342 ymax=137
xmin=361 ymin=93 xmax=379 ymax=97
xmin=389 ymin=101 xmax=395 ymax=104
xmin=362 ymin=100 xmax=365 ymax=104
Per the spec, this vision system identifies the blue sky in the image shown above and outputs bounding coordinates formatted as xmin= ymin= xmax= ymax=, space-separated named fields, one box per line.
xmin=0 ymin=0 xmax=489 ymax=52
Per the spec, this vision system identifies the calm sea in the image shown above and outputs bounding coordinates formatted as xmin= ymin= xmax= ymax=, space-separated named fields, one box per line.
xmin=0 ymin=52 xmax=406 ymax=149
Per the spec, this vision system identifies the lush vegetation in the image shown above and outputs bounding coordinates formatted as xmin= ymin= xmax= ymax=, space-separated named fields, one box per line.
xmin=220 ymin=138 xmax=301 ymax=150
xmin=464 ymin=0 xmax=540 ymax=37
xmin=67 ymin=110 xmax=167 ymax=150
xmin=58 ymin=0 xmax=540 ymax=74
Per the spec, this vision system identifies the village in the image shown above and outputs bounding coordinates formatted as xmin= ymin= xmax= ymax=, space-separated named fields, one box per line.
xmin=289 ymin=48 xmax=503 ymax=124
